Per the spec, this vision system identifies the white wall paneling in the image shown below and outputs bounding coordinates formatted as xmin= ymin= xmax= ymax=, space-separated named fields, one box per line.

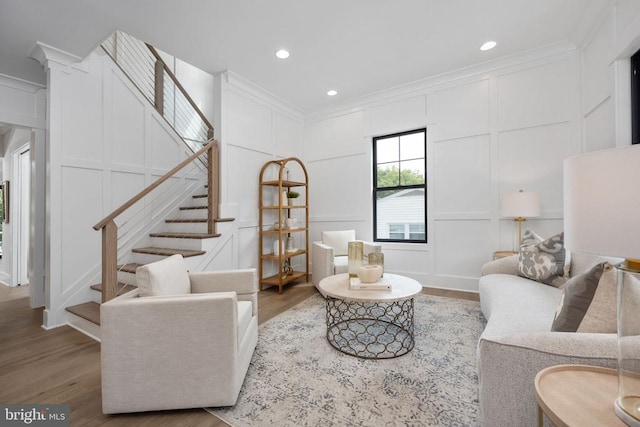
xmin=432 ymin=135 xmax=492 ymax=216
xmin=498 ymin=122 xmax=570 ymax=214
xmin=584 ymin=97 xmax=616 ymax=152
xmin=304 ymin=47 xmax=580 ymax=292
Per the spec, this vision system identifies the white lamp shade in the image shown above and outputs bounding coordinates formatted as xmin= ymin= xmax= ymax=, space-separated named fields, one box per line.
xmin=501 ymin=191 xmax=541 ymax=218
xmin=564 ymin=144 xmax=640 ymax=259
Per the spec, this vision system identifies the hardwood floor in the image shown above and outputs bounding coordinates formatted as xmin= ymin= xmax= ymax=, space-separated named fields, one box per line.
xmin=0 ymin=281 xmax=477 ymax=426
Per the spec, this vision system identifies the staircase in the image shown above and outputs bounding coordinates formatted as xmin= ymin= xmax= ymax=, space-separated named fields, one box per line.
xmin=66 ymin=186 xmax=234 ymax=340
xmin=64 ymin=31 xmax=232 ymax=341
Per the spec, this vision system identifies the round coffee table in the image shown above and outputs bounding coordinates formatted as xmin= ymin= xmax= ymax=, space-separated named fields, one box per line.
xmin=318 ymin=273 xmax=422 ymax=359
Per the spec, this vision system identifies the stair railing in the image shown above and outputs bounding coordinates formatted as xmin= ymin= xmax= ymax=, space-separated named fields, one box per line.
xmin=102 ymin=31 xmax=214 ymax=154
xmin=93 ymin=139 xmax=219 ymax=303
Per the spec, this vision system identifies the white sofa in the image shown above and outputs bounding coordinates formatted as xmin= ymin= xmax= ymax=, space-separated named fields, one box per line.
xmin=311 ymin=230 xmax=382 ymax=292
xmin=478 ymin=252 xmax=622 ymax=427
xmin=101 ymin=256 xmax=258 ymax=414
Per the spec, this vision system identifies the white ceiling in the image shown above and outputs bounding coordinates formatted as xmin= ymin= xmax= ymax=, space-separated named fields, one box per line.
xmin=0 ymin=0 xmax=611 ymax=114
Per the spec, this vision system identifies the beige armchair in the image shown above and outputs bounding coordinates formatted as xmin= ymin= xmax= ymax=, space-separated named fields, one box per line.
xmin=311 ymin=230 xmax=382 ymax=293
xmin=101 ymin=255 xmax=258 ymax=414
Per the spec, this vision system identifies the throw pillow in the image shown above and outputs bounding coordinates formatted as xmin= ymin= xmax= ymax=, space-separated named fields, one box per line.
xmin=136 ymin=254 xmax=191 ymax=297
xmin=521 ymin=229 xmax=544 ymax=246
xmin=551 ymin=262 xmax=617 ymax=333
xmin=518 ymin=232 xmax=569 ymax=287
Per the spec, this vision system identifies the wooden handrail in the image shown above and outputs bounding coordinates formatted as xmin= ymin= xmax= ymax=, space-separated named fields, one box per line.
xmin=93 ymin=139 xmax=217 ymax=231
xmin=145 ymin=43 xmax=215 ymax=134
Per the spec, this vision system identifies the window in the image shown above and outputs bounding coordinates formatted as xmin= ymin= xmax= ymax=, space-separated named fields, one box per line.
xmin=373 ymin=128 xmax=427 ymax=243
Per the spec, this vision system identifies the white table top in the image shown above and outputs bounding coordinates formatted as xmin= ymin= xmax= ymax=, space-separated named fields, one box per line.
xmin=318 ymin=273 xmax=422 ymax=302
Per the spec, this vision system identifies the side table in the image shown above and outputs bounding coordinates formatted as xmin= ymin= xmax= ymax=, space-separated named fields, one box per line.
xmin=535 ymin=364 xmax=625 ymax=427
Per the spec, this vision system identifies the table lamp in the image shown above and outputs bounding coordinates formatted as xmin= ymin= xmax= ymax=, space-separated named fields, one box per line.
xmin=564 ymin=144 xmax=640 ymax=426
xmin=501 ymin=189 xmax=541 ymax=248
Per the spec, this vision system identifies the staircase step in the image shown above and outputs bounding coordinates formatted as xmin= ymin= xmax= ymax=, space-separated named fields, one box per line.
xmin=118 ymin=263 xmax=144 ymax=274
xmin=66 ymin=302 xmax=101 ymax=325
xmin=179 ymin=205 xmax=207 ymax=210
xmin=149 ymin=232 xmax=221 ymax=239
xmin=131 ymin=247 xmax=205 ymax=257
xmin=165 ymin=217 xmax=235 ymax=223
xmin=90 ymin=283 xmax=137 ymax=295
xmin=193 ymin=194 xmax=208 ymax=199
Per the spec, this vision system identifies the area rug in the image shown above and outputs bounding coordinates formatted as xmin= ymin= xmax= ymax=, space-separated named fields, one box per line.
xmin=207 ymin=293 xmax=482 ymax=426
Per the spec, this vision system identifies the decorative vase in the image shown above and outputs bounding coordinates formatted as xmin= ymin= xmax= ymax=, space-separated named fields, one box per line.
xmin=348 ymin=241 xmax=364 ymax=278
xmin=281 ymin=190 xmax=288 ymax=206
xmin=288 ymin=198 xmax=296 ymax=205
xmin=357 ymin=265 xmax=383 ymax=283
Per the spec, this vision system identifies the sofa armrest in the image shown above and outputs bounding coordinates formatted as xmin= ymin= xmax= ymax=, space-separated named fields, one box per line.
xmin=189 ymin=269 xmax=258 ymax=315
xmin=478 ymin=332 xmax=617 ymax=427
xmin=481 ymin=255 xmax=519 ymax=276
xmin=311 ymin=241 xmax=334 ymax=288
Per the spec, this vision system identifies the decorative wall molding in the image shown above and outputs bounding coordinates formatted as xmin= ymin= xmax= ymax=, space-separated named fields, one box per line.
xmin=29 ymin=41 xmax=83 ymax=69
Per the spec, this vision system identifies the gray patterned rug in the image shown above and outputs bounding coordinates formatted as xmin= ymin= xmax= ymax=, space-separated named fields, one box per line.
xmin=207 ymin=293 xmax=482 ymax=426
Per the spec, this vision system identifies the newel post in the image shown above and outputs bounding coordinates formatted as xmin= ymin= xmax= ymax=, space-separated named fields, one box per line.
xmin=102 ymin=220 xmax=118 ymax=303
xmin=154 ymin=60 xmax=164 ymax=115
xmin=207 ymin=142 xmax=219 ymax=234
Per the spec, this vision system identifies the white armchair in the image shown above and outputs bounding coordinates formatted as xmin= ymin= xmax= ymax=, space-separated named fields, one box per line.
xmin=311 ymin=230 xmax=382 ymax=292
xmin=101 ymin=254 xmax=258 ymax=414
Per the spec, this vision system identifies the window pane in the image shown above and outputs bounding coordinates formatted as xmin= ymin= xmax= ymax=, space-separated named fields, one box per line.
xmin=376 ymin=164 xmax=399 ymax=187
xmin=375 ymin=189 xmax=425 ymax=241
xmin=400 ymin=132 xmax=425 ymax=160
xmin=376 ymin=136 xmax=399 ymax=163
xmin=409 ymin=224 xmax=425 ymax=240
xmin=400 ymin=159 xmax=425 ymax=185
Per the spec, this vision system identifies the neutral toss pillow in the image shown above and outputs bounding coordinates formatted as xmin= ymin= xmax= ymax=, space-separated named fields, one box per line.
xmin=551 ymin=262 xmax=617 ymax=333
xmin=518 ymin=232 xmax=569 ymax=287
xmin=521 ymin=229 xmax=544 ymax=246
xmin=136 ymin=254 xmax=191 ymax=297
xmin=322 ymin=230 xmax=356 ymax=257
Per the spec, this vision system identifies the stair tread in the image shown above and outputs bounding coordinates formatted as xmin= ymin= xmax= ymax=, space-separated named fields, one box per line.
xmin=118 ymin=263 xmax=144 ymax=274
xmin=132 ymin=247 xmax=206 ymax=257
xmin=90 ymin=283 xmax=137 ymax=295
xmin=149 ymin=232 xmax=221 ymax=239
xmin=192 ymin=194 xmax=208 ymax=199
xmin=165 ymin=218 xmax=235 ymax=223
xmin=179 ymin=205 xmax=207 ymax=210
xmin=66 ymin=302 xmax=101 ymax=325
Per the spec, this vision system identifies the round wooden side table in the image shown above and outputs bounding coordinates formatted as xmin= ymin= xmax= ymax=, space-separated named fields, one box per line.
xmin=535 ymin=364 xmax=626 ymax=427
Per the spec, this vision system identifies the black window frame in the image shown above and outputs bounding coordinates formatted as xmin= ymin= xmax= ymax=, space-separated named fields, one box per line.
xmin=372 ymin=128 xmax=427 ymax=244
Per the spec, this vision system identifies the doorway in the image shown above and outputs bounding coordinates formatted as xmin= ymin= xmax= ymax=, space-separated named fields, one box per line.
xmin=15 ymin=145 xmax=30 ymax=286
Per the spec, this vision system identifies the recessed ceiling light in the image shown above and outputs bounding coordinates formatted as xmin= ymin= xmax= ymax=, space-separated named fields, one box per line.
xmin=327 ymin=90 xmax=338 ymax=96
xmin=275 ymin=49 xmax=290 ymax=59
xmin=480 ymin=41 xmax=497 ymax=51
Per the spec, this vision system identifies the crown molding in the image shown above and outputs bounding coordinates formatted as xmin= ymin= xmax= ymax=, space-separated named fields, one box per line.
xmin=29 ymin=42 xmax=82 ymax=68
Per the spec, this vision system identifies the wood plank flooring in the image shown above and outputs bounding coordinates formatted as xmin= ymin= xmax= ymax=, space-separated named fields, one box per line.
xmin=0 ymin=281 xmax=477 ymax=426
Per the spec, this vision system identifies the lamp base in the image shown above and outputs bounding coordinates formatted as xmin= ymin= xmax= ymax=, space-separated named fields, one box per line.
xmin=615 ymin=398 xmax=640 ymax=427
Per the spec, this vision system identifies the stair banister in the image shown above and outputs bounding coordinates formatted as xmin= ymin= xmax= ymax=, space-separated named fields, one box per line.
xmin=93 ymin=139 xmax=219 ymax=302
xmin=146 ymin=44 xmax=215 ymax=140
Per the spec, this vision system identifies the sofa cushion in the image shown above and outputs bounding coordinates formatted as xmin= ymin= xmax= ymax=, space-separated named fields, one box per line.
xmin=322 ymin=230 xmax=356 ymax=256
xmin=518 ymin=232 xmax=569 ymax=287
xmin=136 ymin=254 xmax=191 ymax=297
xmin=551 ymin=262 xmax=617 ymax=333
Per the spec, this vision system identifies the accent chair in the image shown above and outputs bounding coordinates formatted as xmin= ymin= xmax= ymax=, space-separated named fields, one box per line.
xmin=311 ymin=230 xmax=382 ymax=293
xmin=100 ymin=254 xmax=258 ymax=414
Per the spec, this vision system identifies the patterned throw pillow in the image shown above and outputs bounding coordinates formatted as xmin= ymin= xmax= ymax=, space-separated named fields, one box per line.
xmin=521 ymin=229 xmax=543 ymax=246
xmin=551 ymin=262 xmax=617 ymax=333
xmin=518 ymin=232 xmax=569 ymax=287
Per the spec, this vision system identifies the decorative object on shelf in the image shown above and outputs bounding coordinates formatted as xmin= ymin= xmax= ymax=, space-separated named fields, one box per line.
xmin=285 ymin=218 xmax=297 ymax=229
xmin=282 ymin=259 xmax=293 ymax=278
xmin=563 ymin=144 xmax=640 ymax=426
xmin=348 ymin=241 xmax=364 ymax=278
xmin=281 ymin=190 xmax=288 ymax=206
xmin=273 ymin=221 xmax=283 ymax=230
xmin=368 ymin=252 xmax=384 ymax=277
xmin=273 ymin=239 xmax=283 ymax=256
xmin=286 ymin=235 xmax=296 ymax=253
xmin=357 ymin=264 xmax=383 ymax=283
xmin=501 ymin=189 xmax=541 ymax=250
xmin=287 ymin=191 xmax=299 ymax=206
